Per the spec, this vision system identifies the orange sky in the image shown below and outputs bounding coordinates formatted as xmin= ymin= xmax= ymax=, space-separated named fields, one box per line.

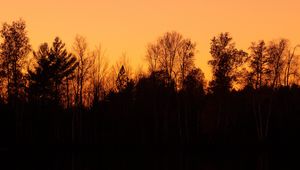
xmin=1 ymin=0 xmax=300 ymax=79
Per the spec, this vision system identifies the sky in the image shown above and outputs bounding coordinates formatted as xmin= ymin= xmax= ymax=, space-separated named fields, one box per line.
xmin=1 ymin=0 xmax=300 ymax=79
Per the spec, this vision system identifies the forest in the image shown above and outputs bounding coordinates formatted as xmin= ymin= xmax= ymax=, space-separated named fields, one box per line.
xmin=1 ymin=19 xmax=300 ymax=149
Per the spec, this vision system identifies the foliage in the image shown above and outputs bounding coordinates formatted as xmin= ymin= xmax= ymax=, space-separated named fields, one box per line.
xmin=0 ymin=19 xmax=31 ymax=103
xmin=208 ymin=32 xmax=247 ymax=94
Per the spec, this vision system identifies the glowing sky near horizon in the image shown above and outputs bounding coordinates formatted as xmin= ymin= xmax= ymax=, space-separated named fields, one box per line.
xmin=1 ymin=0 xmax=300 ymax=78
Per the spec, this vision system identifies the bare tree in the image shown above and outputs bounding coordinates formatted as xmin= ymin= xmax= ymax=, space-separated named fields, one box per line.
xmin=72 ymin=35 xmax=93 ymax=107
xmin=178 ymin=39 xmax=196 ymax=89
xmin=146 ymin=43 xmax=160 ymax=73
xmin=90 ymin=45 xmax=109 ymax=105
xmin=159 ymin=32 xmax=182 ymax=82
xmin=267 ymin=39 xmax=288 ymax=89
xmin=146 ymin=31 xmax=196 ymax=89
xmin=284 ymin=45 xmax=300 ymax=86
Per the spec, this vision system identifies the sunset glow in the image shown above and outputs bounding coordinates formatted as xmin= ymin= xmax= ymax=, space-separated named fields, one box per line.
xmin=1 ymin=0 xmax=300 ymax=78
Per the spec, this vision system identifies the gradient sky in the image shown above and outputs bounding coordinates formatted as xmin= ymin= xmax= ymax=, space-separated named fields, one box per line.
xmin=1 ymin=0 xmax=300 ymax=78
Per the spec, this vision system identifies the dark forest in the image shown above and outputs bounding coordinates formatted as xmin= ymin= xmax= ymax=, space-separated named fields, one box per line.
xmin=1 ymin=19 xmax=300 ymax=169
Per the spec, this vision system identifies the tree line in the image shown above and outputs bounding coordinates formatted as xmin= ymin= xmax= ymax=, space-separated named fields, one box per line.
xmin=1 ymin=19 xmax=300 ymax=146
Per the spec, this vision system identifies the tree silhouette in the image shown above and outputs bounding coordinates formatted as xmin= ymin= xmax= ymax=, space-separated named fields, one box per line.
xmin=146 ymin=43 xmax=160 ymax=73
xmin=90 ymin=45 xmax=109 ymax=106
xmin=247 ymin=40 xmax=269 ymax=89
xmin=72 ymin=35 xmax=94 ymax=107
xmin=27 ymin=43 xmax=51 ymax=103
xmin=116 ymin=65 xmax=130 ymax=92
xmin=208 ymin=32 xmax=247 ymax=94
xmin=178 ymin=39 xmax=196 ymax=89
xmin=146 ymin=31 xmax=196 ymax=89
xmin=267 ymin=39 xmax=288 ymax=89
xmin=1 ymin=18 xmax=300 ymax=158
xmin=28 ymin=37 xmax=78 ymax=106
xmin=182 ymin=68 xmax=205 ymax=95
xmin=108 ymin=53 xmax=132 ymax=92
xmin=284 ymin=45 xmax=300 ymax=86
xmin=0 ymin=19 xmax=31 ymax=104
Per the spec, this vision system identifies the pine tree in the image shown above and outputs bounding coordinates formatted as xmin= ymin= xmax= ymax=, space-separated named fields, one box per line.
xmin=116 ymin=65 xmax=129 ymax=92
xmin=28 ymin=37 xmax=78 ymax=106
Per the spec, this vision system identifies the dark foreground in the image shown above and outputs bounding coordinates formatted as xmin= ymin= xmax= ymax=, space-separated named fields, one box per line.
xmin=2 ymin=146 xmax=299 ymax=170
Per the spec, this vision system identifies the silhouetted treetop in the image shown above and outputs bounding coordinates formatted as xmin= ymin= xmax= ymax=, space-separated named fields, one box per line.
xmin=146 ymin=31 xmax=197 ymax=89
xmin=72 ymin=35 xmax=93 ymax=107
xmin=28 ymin=37 xmax=78 ymax=105
xmin=267 ymin=39 xmax=288 ymax=89
xmin=247 ymin=40 xmax=269 ymax=89
xmin=0 ymin=19 xmax=31 ymax=104
xmin=116 ymin=65 xmax=130 ymax=92
xmin=208 ymin=32 xmax=247 ymax=94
